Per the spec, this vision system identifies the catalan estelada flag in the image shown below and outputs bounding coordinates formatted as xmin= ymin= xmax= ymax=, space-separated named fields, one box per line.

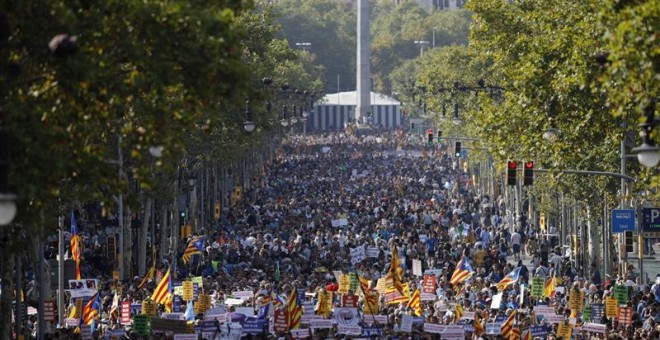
xmin=449 ymin=257 xmax=475 ymax=286
xmin=82 ymin=293 xmax=100 ymax=325
xmin=286 ymin=287 xmax=302 ymax=330
xmin=408 ymin=288 xmax=422 ymax=316
xmin=182 ymin=236 xmax=205 ymax=264
xmin=151 ymin=267 xmax=172 ymax=312
xmin=70 ymin=211 xmax=82 ymax=280
xmin=496 ymin=267 xmax=521 ymax=291
xmin=501 ymin=310 xmax=517 ymax=338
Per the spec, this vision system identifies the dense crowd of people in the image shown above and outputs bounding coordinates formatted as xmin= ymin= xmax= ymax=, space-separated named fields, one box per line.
xmin=19 ymin=130 xmax=660 ymax=339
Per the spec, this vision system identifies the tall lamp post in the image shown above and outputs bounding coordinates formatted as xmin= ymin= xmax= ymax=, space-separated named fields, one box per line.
xmin=414 ymin=40 xmax=430 ymax=57
xmin=0 ymin=109 xmax=16 ymax=226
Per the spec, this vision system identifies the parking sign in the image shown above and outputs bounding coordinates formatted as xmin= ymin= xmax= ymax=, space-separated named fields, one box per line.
xmin=642 ymin=208 xmax=660 ymax=237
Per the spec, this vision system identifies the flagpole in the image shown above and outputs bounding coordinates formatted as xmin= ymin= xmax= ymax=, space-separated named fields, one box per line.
xmin=58 ymin=218 xmax=65 ymax=326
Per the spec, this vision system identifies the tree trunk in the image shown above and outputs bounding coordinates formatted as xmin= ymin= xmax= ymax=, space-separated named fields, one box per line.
xmin=0 ymin=251 xmax=15 ymax=340
xmin=124 ymin=206 xmax=133 ymax=278
xmin=137 ymin=198 xmax=152 ymax=276
xmin=159 ymin=206 xmax=169 ymax=261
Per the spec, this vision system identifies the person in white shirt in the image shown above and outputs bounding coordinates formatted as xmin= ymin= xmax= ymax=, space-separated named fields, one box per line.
xmin=510 ymin=230 xmax=522 ymax=261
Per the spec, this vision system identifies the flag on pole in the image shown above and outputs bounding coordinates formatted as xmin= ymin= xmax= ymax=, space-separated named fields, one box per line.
xmin=70 ymin=211 xmax=82 ymax=280
xmin=137 ymin=266 xmax=156 ymax=290
xmin=182 ymin=236 xmax=205 ymax=264
xmin=389 ymin=245 xmax=405 ymax=295
xmin=184 ymin=300 xmax=195 ymax=321
xmin=496 ymin=267 xmax=522 ymax=291
xmin=543 ymin=275 xmax=556 ymax=298
xmin=286 ymin=287 xmax=302 ymax=330
xmin=501 ymin=310 xmax=516 ymax=338
xmin=82 ymin=293 xmax=101 ymax=325
xmin=449 ymin=257 xmax=475 ymax=286
xmin=408 ymin=288 xmax=422 ymax=316
xmin=151 ymin=268 xmax=172 ymax=312
xmin=109 ymin=292 xmax=120 ymax=321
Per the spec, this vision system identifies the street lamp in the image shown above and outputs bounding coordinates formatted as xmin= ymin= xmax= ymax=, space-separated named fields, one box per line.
xmin=452 ymin=103 xmax=461 ymax=126
xmin=243 ymin=99 xmax=256 ymax=133
xmin=0 ymin=108 xmax=16 ymax=225
xmin=414 ymin=40 xmax=430 ymax=56
xmin=280 ymin=105 xmax=289 ymax=127
xmin=632 ymin=101 xmax=659 ymax=168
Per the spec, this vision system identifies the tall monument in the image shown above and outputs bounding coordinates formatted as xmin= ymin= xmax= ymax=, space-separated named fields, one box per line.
xmin=356 ymin=0 xmax=371 ymax=125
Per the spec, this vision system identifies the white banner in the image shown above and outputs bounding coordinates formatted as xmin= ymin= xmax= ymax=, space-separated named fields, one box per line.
xmin=367 ymin=247 xmax=380 ymax=258
xmin=423 ymin=323 xmax=446 ymax=334
xmin=580 ymin=322 xmax=607 ymax=334
xmin=421 ymin=292 xmax=436 ymax=301
xmin=232 ymin=290 xmax=254 ymax=300
xmin=350 ymin=246 xmax=366 ymax=265
xmin=309 ymin=319 xmax=333 ymax=329
xmin=67 ymin=289 xmax=98 ymax=299
xmin=362 ymin=314 xmax=388 ymax=325
xmin=331 ymin=219 xmax=348 ymax=227
xmin=337 ymin=325 xmax=362 ymax=336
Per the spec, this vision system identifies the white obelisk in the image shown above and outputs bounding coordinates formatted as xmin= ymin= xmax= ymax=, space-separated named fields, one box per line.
xmin=356 ymin=0 xmax=371 ymax=125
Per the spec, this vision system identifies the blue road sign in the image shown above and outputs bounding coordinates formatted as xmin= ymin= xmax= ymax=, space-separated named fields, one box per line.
xmin=642 ymin=208 xmax=660 ymax=233
xmin=612 ymin=209 xmax=635 ymax=233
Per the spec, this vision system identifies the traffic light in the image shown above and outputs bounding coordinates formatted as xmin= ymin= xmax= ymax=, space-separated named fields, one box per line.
xmin=427 ymin=130 xmax=434 ymax=146
xmin=507 ymin=160 xmax=517 ymax=186
xmin=625 ymin=231 xmax=633 ymax=252
xmin=523 ymin=161 xmax=534 ymax=186
xmin=179 ymin=210 xmax=186 ymax=222
xmin=454 ymin=142 xmax=461 ymax=158
xmin=437 ymin=130 xmax=443 ymax=143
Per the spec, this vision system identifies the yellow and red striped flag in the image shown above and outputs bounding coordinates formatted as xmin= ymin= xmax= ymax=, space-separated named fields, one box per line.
xmin=150 ymin=268 xmax=172 ymax=311
xmin=454 ymin=303 xmax=464 ymax=323
xmin=82 ymin=293 xmax=100 ymax=325
xmin=286 ymin=287 xmax=302 ymax=330
xmin=543 ymin=275 xmax=556 ymax=298
xmin=408 ymin=288 xmax=422 ymax=316
xmin=70 ymin=211 xmax=82 ymax=280
xmin=450 ymin=257 xmax=475 ymax=286
xmin=182 ymin=236 xmax=205 ymax=264
xmin=137 ymin=266 xmax=155 ymax=290
xmin=389 ymin=245 xmax=405 ymax=295
xmin=474 ymin=311 xmax=484 ymax=336
xmin=501 ymin=310 xmax=517 ymax=338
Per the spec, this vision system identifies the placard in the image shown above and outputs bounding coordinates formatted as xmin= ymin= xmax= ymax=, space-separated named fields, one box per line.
xmin=74 ymin=298 xmax=83 ymax=319
xmin=141 ymin=299 xmax=157 ymax=316
xmin=273 ymin=310 xmax=288 ymax=332
xmin=291 ymin=328 xmax=310 ymax=339
xmin=331 ymin=218 xmax=348 ymax=227
xmin=617 ymin=306 xmax=632 ymax=325
xmin=581 ymin=322 xmax=607 ymax=334
xmin=614 ymin=285 xmax=629 ymax=304
xmin=198 ymin=294 xmax=211 ymax=313
xmin=440 ymin=325 xmax=465 ymax=339
xmin=337 ymin=325 xmax=362 ymax=336
xmin=605 ymin=297 xmax=618 ymax=317
xmin=582 ymin=305 xmax=592 ymax=321
xmin=338 ymin=274 xmax=351 ymax=294
xmin=530 ymin=277 xmax=544 ymax=297
xmin=342 ymin=295 xmax=359 ymax=308
xmin=121 ymin=301 xmax=131 ymax=325
xmin=81 ymin=325 xmax=92 ymax=340
xmin=557 ymin=323 xmax=572 ymax=339
xmin=362 ymin=314 xmax=388 ymax=325
xmin=397 ymin=315 xmax=412 ymax=332
xmin=530 ymin=325 xmax=549 ymax=337
xmin=423 ymin=323 xmax=446 ymax=334
xmin=423 ymin=274 xmax=436 ymax=294
xmin=490 ymin=293 xmax=502 ymax=309
xmin=591 ymin=303 xmax=605 ymax=322
xmin=309 ymin=319 xmax=333 ymax=329
xmin=182 ymin=281 xmax=194 ymax=301
xmin=367 ymin=247 xmax=380 ymax=258
xmin=132 ymin=314 xmax=150 ymax=336
xmin=43 ymin=300 xmax=57 ymax=322
xmin=350 ymin=246 xmax=366 ymax=265
xmin=568 ymin=289 xmax=585 ymax=311
xmin=375 ymin=277 xmax=390 ymax=294
xmin=232 ymin=290 xmax=254 ymax=300
xmin=412 ymin=259 xmax=422 ymax=276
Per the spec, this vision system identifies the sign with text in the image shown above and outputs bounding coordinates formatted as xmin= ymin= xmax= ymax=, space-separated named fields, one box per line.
xmin=423 ymin=274 xmax=436 ymax=294
xmin=642 ymin=208 xmax=660 ymax=233
xmin=412 ymin=259 xmax=422 ymax=276
xmin=121 ymin=301 xmax=131 ymax=325
xmin=612 ymin=209 xmax=636 ymax=233
xmin=617 ymin=306 xmax=632 ymax=325
xmin=342 ymin=295 xmax=359 ymax=308
xmin=182 ymin=281 xmax=194 ymax=301
xmin=605 ymin=297 xmax=618 ymax=317
xmin=43 ymin=300 xmax=57 ymax=322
